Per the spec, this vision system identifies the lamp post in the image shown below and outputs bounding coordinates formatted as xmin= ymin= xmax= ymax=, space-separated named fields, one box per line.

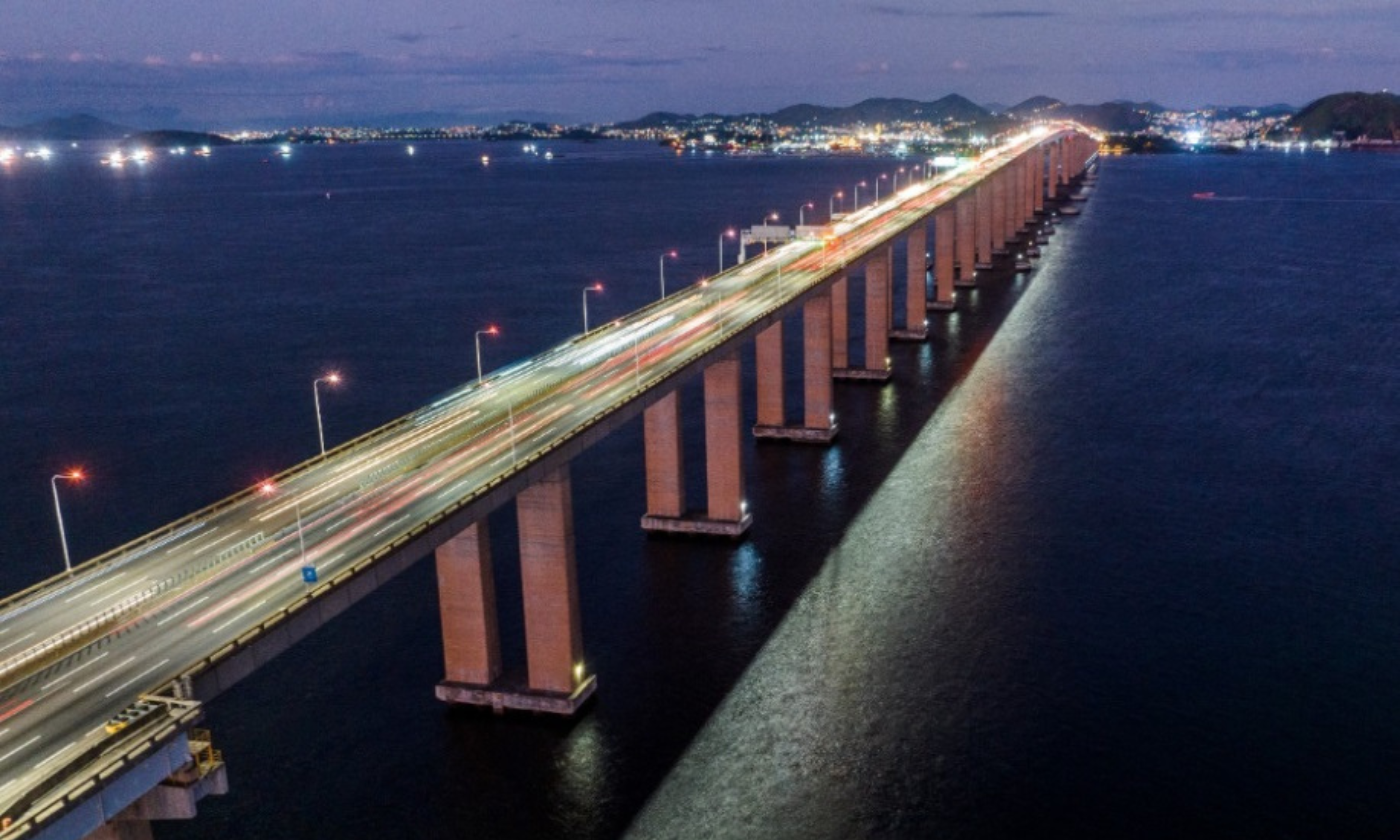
xmin=854 ymin=181 xmax=866 ymax=208
xmin=718 ymin=228 xmax=736 ymax=272
xmin=659 ymin=250 xmax=677 ymax=298
xmin=475 ymin=325 xmax=499 ymax=384
xmin=830 ymin=191 xmax=843 ymax=219
xmin=582 ymin=282 xmax=604 ymax=334
xmin=798 ymin=201 xmax=814 ymax=226
xmin=313 ymin=372 xmax=341 ymax=457
xmin=51 ymin=469 xmax=84 ymax=574
xmin=259 ymin=481 xmax=309 ymax=578
xmin=876 ymin=173 xmax=888 ymax=202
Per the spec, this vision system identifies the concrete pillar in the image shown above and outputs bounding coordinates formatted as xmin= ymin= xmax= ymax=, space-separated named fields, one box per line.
xmin=755 ymin=292 xmax=838 ymax=444
xmin=518 ymin=467 xmax=585 ymax=696
xmin=755 ymin=322 xmax=784 ymax=427
xmin=643 ymin=391 xmax=685 ymax=518
xmin=893 ymin=225 xmax=928 ymax=339
xmin=1059 ymin=140 xmax=1070 ymax=186
xmin=831 ymin=274 xmax=849 ymax=371
xmin=990 ymin=174 xmax=1007 ymax=255
xmin=975 ymin=183 xmax=994 ymax=268
xmin=803 ymin=291 xmax=836 ymax=436
xmin=437 ymin=523 xmax=501 ymax=688
xmin=1003 ymin=166 xmax=1018 ymax=242
xmin=955 ymin=194 xmax=977 ymax=287
xmin=703 ymin=354 xmax=749 ymax=530
xmin=858 ymin=252 xmax=892 ymax=380
xmin=1023 ymin=155 xmax=1035 ymax=224
xmin=1047 ymin=142 xmax=1059 ymax=198
xmin=929 ymin=206 xmax=956 ymax=311
xmin=1034 ymin=148 xmax=1046 ymax=213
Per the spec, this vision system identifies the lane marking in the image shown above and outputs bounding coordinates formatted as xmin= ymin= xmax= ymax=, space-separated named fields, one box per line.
xmin=154 ymin=596 xmax=210 ymax=628
xmin=70 ymin=656 xmax=136 ymax=695
xmin=210 ymin=599 xmax=269 ymax=636
xmin=0 ymin=631 xmax=36 ymax=654
xmin=0 ymin=734 xmax=41 ymax=764
xmin=41 ymin=651 xmax=111 ymax=691
xmin=104 ymin=658 xmax=171 ymax=699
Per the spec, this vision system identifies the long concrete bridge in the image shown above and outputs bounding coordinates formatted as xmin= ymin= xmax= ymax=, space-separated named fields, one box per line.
xmin=0 ymin=126 xmax=1098 ymax=839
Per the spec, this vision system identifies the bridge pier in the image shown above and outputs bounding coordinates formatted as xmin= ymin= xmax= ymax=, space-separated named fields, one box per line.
xmin=641 ymin=354 xmax=751 ymax=536
xmin=990 ymin=174 xmax=1008 ymax=257
xmin=955 ymin=193 xmax=976 ymax=287
xmin=892 ymin=225 xmax=929 ymax=338
xmin=754 ymin=293 xmax=838 ymax=443
xmin=975 ymin=183 xmax=994 ymax=270
xmin=1034 ymin=148 xmax=1046 ymax=214
xmin=831 ymin=274 xmax=849 ymax=370
xmin=927 ymin=206 xmax=956 ymax=311
xmin=437 ymin=467 xmax=596 ymax=715
xmin=835 ymin=250 xmax=892 ymax=381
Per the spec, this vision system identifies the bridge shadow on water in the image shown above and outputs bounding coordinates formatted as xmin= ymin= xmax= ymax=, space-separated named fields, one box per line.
xmin=161 ymin=224 xmax=1059 ymax=840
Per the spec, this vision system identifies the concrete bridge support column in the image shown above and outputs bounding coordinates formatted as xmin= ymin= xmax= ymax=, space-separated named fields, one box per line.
xmin=955 ymin=194 xmax=977 ymax=287
xmin=518 ymin=468 xmax=591 ymax=698
xmin=754 ymin=322 xmax=785 ymax=428
xmin=1034 ymin=148 xmax=1046 ymax=214
xmin=975 ymin=184 xmax=994 ymax=269
xmin=702 ymin=354 xmax=751 ymax=533
xmin=436 ymin=468 xmax=595 ymax=715
xmin=642 ymin=391 xmax=686 ymax=519
xmin=1047 ymin=142 xmax=1059 ymax=200
xmin=831 ymin=274 xmax=849 ymax=371
xmin=1023 ymin=155 xmax=1036 ymax=225
xmin=990 ymin=174 xmax=1008 ymax=256
xmin=1003 ymin=166 xmax=1019 ymax=243
xmin=1059 ymin=140 xmax=1070 ymax=187
xmin=837 ymin=252 xmax=892 ymax=381
xmin=892 ymin=225 xmax=928 ymax=339
xmin=928 ymin=206 xmax=956 ymax=311
xmin=755 ymin=293 xmax=838 ymax=444
xmin=437 ymin=523 xmax=501 ymax=689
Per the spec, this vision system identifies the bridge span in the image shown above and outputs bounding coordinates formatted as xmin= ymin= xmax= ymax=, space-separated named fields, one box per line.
xmin=0 ymin=127 xmax=1098 ymax=839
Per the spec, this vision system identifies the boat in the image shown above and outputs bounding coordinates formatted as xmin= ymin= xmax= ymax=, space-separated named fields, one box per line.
xmin=1059 ymin=205 xmax=1081 ymax=216
xmin=1192 ymin=192 xmax=1215 ymax=200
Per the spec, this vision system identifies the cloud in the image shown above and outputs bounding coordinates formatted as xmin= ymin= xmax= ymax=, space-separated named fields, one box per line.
xmin=866 ymin=4 xmax=1058 ymax=19
xmin=1180 ymin=46 xmax=1345 ymax=71
xmin=388 ymin=32 xmax=429 ymax=44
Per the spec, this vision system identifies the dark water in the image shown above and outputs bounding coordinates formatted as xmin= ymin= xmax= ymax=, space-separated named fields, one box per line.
xmin=2 ymin=144 xmax=1397 ymax=838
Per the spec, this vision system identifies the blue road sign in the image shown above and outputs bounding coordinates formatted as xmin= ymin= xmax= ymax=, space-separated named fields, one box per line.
xmin=301 ymin=566 xmax=318 ymax=583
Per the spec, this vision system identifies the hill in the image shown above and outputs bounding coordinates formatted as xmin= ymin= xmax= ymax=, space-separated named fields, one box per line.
xmin=127 ymin=130 xmax=234 ymax=148
xmin=6 ymin=114 xmax=133 ymax=140
xmin=1288 ymin=91 xmax=1400 ymax=140
xmin=1006 ymin=96 xmax=1064 ymax=117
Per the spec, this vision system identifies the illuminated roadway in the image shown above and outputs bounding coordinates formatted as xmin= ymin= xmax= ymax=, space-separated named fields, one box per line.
xmin=0 ymin=126 xmax=1080 ymax=826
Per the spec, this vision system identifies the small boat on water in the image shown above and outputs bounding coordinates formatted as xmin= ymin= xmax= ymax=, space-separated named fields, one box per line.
xmin=1193 ymin=192 xmax=1216 ymax=200
xmin=1060 ymin=205 xmax=1081 ymax=215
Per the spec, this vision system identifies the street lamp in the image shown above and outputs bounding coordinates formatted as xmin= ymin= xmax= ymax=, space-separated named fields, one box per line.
xmin=798 ymin=202 xmax=814 ymax=226
xmin=313 ymin=372 xmax=341 ymax=457
xmin=876 ymin=173 xmax=888 ymax=202
xmin=582 ymin=282 xmax=604 ymax=334
xmin=854 ymin=181 xmax=866 ymax=208
xmin=51 ymin=468 xmax=84 ymax=574
xmin=259 ymin=481 xmax=310 ymax=579
xmin=659 ymin=250 xmax=677 ymax=298
xmin=475 ymin=325 xmax=499 ymax=384
xmin=718 ymin=228 xmax=736 ymax=272
xmin=830 ymin=190 xmax=843 ymax=219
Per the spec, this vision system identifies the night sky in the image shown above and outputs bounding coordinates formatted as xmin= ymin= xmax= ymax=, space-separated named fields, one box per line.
xmin=2 ymin=0 xmax=1396 ymax=127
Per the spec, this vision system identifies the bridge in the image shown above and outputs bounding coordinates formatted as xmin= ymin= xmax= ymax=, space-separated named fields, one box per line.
xmin=0 ymin=126 xmax=1098 ymax=839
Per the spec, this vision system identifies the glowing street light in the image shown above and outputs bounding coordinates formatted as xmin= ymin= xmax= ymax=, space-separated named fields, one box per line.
xmin=718 ymin=228 xmax=736 ymax=272
xmin=51 ymin=468 xmax=84 ymax=574
xmin=830 ymin=190 xmax=843 ymax=219
xmin=854 ymin=181 xmax=867 ymax=208
xmin=475 ymin=325 xmax=499 ymax=384
xmin=875 ymin=173 xmax=888 ymax=202
xmin=798 ymin=201 xmax=814 ymax=226
xmin=313 ymin=372 xmax=342 ymax=457
xmin=659 ymin=250 xmax=678 ymax=298
xmin=582 ymin=282 xmax=604 ymax=334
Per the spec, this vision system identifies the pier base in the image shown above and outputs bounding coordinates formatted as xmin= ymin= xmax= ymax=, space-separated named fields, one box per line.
xmin=889 ymin=327 xmax=928 ymax=341
xmin=436 ymin=672 xmax=597 ymax=716
xmin=926 ymin=299 xmax=957 ymax=312
xmin=833 ymin=366 xmax=891 ymax=382
xmin=640 ymin=511 xmax=752 ymax=538
xmin=753 ymin=423 xmax=839 ymax=444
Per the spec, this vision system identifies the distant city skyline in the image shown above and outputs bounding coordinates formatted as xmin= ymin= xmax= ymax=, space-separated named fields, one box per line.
xmin=2 ymin=0 xmax=1396 ymax=128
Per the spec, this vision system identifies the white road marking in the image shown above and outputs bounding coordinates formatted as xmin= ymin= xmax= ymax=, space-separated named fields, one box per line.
xmin=41 ymin=651 xmax=110 ymax=691
xmin=104 ymin=659 xmax=171 ymax=699
xmin=0 ymin=734 xmax=41 ymax=764
xmin=154 ymin=596 xmax=210 ymax=627
xmin=70 ymin=656 xmax=136 ymax=695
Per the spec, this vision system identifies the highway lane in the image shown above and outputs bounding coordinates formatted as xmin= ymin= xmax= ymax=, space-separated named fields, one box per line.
xmin=0 ymin=126 xmax=1083 ymax=823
